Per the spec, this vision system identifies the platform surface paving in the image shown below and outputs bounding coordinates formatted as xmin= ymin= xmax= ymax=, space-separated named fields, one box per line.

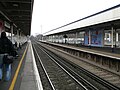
xmin=19 ymin=42 xmax=40 ymax=90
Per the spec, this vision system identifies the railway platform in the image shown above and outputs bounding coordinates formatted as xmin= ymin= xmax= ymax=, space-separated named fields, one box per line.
xmin=43 ymin=41 xmax=120 ymax=59
xmin=0 ymin=41 xmax=43 ymax=90
xmin=19 ymin=41 xmax=43 ymax=90
xmin=41 ymin=41 xmax=120 ymax=74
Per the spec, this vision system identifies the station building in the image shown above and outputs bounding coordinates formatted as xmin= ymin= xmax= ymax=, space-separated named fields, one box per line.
xmin=43 ymin=4 xmax=120 ymax=48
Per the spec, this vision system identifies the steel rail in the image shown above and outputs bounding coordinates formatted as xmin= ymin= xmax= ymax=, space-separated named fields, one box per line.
xmin=36 ymin=42 xmax=96 ymax=90
xmin=37 ymin=41 xmax=120 ymax=90
xmin=32 ymin=44 xmax=56 ymax=90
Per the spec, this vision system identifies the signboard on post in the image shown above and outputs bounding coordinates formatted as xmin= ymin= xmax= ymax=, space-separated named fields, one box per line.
xmin=91 ymin=30 xmax=103 ymax=46
xmin=4 ymin=21 xmax=10 ymax=29
xmin=84 ymin=30 xmax=103 ymax=47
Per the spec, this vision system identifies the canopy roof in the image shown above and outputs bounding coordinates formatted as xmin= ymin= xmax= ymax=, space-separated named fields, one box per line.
xmin=0 ymin=0 xmax=34 ymax=35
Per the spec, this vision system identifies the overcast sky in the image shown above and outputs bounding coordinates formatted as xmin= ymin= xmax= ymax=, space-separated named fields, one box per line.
xmin=31 ymin=0 xmax=120 ymax=36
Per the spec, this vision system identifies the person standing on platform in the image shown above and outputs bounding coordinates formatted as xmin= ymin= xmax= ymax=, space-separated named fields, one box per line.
xmin=0 ymin=32 xmax=15 ymax=81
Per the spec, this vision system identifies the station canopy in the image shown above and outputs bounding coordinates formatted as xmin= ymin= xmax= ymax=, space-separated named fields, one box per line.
xmin=0 ymin=0 xmax=34 ymax=35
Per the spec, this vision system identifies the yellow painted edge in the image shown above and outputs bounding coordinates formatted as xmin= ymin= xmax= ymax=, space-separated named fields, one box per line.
xmin=9 ymin=44 xmax=29 ymax=90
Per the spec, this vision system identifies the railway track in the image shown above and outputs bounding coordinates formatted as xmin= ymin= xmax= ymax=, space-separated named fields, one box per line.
xmin=39 ymin=42 xmax=120 ymax=88
xmin=32 ymin=42 xmax=90 ymax=90
xmin=31 ymin=40 xmax=120 ymax=90
xmin=39 ymin=41 xmax=120 ymax=89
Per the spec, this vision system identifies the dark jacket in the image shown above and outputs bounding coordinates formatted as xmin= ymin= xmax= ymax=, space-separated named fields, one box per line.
xmin=0 ymin=33 xmax=15 ymax=56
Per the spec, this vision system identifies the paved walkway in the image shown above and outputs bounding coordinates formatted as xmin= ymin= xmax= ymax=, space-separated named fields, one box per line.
xmin=19 ymin=41 xmax=43 ymax=90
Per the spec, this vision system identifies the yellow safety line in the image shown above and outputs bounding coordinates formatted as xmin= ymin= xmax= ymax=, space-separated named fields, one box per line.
xmin=9 ymin=44 xmax=29 ymax=90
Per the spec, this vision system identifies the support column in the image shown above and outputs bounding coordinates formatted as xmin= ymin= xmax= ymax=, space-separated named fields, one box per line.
xmin=19 ymin=30 xmax=21 ymax=48
xmin=89 ymin=30 xmax=91 ymax=48
xmin=67 ymin=34 xmax=69 ymax=44
xmin=17 ymin=29 xmax=19 ymax=48
xmin=52 ymin=35 xmax=53 ymax=42
xmin=17 ymin=29 xmax=19 ymax=37
xmin=57 ymin=34 xmax=60 ymax=43
xmin=0 ymin=21 xmax=4 ymax=34
xmin=10 ymin=22 xmax=13 ymax=42
xmin=114 ymin=29 xmax=116 ymax=47
xmin=102 ymin=30 xmax=104 ymax=47
xmin=76 ymin=32 xmax=78 ymax=45
xmin=116 ymin=32 xmax=118 ymax=47
xmin=111 ymin=27 xmax=114 ymax=52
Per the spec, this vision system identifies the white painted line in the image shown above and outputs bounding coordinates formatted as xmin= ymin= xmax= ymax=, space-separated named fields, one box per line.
xmin=30 ymin=41 xmax=43 ymax=90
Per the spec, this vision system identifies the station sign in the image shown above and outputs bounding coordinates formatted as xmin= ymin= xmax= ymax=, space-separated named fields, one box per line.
xmin=4 ymin=21 xmax=10 ymax=29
